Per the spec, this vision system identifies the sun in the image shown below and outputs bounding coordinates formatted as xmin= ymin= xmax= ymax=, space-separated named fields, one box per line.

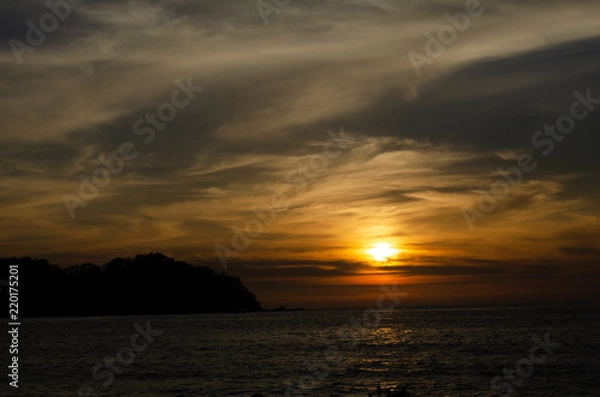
xmin=367 ymin=243 xmax=399 ymax=262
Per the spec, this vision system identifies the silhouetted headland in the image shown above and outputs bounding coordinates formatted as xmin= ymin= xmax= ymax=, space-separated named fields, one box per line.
xmin=0 ymin=253 xmax=262 ymax=317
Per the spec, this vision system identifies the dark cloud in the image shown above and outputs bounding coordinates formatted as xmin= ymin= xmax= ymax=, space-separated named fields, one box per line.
xmin=344 ymin=36 xmax=600 ymax=161
xmin=559 ymin=246 xmax=600 ymax=257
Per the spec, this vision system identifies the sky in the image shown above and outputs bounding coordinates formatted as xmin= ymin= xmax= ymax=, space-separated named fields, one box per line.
xmin=1 ymin=0 xmax=599 ymax=308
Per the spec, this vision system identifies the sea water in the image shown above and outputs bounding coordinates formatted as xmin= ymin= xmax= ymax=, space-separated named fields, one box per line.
xmin=7 ymin=305 xmax=599 ymax=396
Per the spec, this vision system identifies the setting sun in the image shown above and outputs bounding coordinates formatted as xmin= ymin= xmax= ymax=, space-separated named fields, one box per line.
xmin=367 ymin=243 xmax=399 ymax=262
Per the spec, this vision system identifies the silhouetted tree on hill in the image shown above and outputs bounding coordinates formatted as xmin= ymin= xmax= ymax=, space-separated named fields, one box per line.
xmin=0 ymin=253 xmax=262 ymax=317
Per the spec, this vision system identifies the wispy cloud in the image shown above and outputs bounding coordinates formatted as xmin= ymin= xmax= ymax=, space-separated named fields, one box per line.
xmin=0 ymin=0 xmax=599 ymax=306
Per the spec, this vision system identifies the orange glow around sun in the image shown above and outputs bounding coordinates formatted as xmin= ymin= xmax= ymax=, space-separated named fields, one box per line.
xmin=367 ymin=243 xmax=399 ymax=262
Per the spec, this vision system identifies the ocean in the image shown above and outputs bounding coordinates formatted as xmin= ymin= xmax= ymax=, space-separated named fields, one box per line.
xmin=7 ymin=305 xmax=600 ymax=396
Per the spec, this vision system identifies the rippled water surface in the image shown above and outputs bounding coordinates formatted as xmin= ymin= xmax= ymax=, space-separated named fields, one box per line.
xmin=10 ymin=305 xmax=600 ymax=396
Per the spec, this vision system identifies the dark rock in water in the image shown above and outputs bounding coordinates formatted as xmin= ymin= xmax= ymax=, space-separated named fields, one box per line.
xmin=368 ymin=385 xmax=412 ymax=397
xmin=388 ymin=388 xmax=408 ymax=397
xmin=250 ymin=394 xmax=265 ymax=397
xmin=269 ymin=305 xmax=305 ymax=311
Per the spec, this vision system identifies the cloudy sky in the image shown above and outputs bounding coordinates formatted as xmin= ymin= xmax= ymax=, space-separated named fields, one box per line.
xmin=1 ymin=0 xmax=599 ymax=308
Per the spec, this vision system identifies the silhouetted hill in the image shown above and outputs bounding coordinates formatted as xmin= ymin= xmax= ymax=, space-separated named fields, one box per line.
xmin=0 ymin=253 xmax=262 ymax=316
